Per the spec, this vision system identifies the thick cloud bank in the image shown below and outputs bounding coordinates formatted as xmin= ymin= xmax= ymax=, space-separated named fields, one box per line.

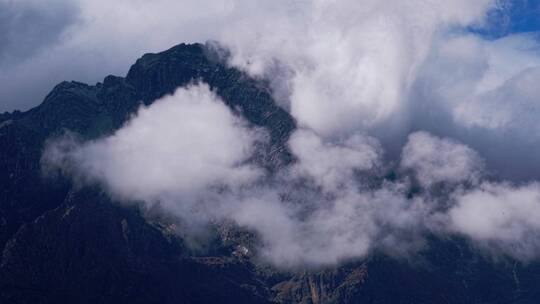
xmin=35 ymin=1 xmax=540 ymax=266
xmin=449 ymin=182 xmax=540 ymax=260
xmin=401 ymin=131 xmax=483 ymax=188
xmin=44 ymin=91 xmax=540 ymax=267
xmin=43 ymin=84 xmax=262 ymax=216
xmin=220 ymin=0 xmax=492 ymax=135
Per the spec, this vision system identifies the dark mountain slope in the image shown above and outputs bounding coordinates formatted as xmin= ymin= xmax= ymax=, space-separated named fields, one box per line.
xmin=1 ymin=188 xmax=270 ymax=304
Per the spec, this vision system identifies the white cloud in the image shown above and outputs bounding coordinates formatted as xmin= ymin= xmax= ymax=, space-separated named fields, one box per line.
xmin=449 ymin=182 xmax=540 ymax=260
xmin=288 ymin=129 xmax=380 ymax=192
xmin=220 ymin=0 xmax=493 ymax=136
xmin=44 ymin=83 xmax=261 ymax=205
xmin=454 ymin=66 xmax=540 ymax=132
xmin=215 ymin=179 xmax=432 ymax=267
xmin=401 ymin=131 xmax=483 ymax=188
xmin=419 ymin=34 xmax=540 ymax=134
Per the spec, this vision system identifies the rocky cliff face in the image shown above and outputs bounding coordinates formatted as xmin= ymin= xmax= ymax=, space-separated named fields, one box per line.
xmin=1 ymin=43 xmax=540 ymax=304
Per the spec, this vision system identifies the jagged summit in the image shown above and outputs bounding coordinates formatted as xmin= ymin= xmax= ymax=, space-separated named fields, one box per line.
xmin=10 ymin=43 xmax=294 ymax=142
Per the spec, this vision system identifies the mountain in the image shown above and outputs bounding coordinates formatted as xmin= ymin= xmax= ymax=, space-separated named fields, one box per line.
xmin=1 ymin=43 xmax=540 ymax=303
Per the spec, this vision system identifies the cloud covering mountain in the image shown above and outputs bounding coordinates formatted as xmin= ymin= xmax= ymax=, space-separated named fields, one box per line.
xmin=18 ymin=0 xmax=540 ymax=266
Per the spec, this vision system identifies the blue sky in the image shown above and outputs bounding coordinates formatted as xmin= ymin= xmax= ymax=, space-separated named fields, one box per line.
xmin=472 ymin=0 xmax=540 ymax=38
